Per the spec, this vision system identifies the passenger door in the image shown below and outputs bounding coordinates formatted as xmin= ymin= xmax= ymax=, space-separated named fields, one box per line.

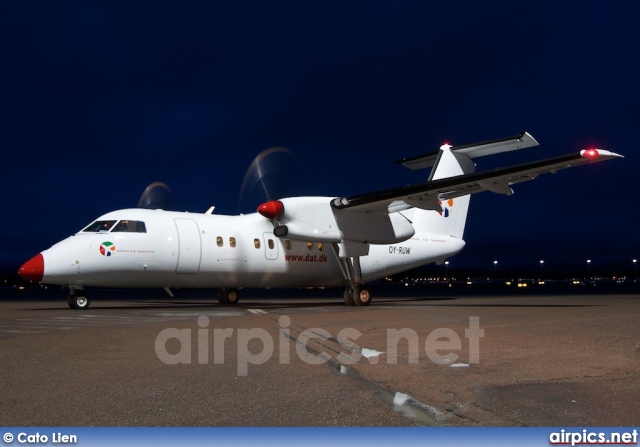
xmin=174 ymin=219 xmax=202 ymax=274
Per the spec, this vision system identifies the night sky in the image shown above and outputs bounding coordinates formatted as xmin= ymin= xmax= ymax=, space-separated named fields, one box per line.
xmin=2 ymin=1 xmax=638 ymax=275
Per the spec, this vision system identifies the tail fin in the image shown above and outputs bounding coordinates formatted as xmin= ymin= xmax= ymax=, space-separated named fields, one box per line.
xmin=410 ymin=145 xmax=475 ymax=239
xmin=401 ymin=132 xmax=538 ymax=240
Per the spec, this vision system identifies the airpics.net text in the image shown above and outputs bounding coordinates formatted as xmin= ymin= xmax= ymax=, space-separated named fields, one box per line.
xmin=155 ymin=316 xmax=484 ymax=376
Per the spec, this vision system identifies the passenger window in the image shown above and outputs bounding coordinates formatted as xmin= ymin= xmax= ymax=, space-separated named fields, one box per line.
xmin=82 ymin=220 xmax=117 ymax=233
xmin=254 ymin=238 xmax=261 ymax=249
xmin=229 ymin=237 xmax=236 ymax=248
xmin=285 ymin=240 xmax=292 ymax=250
xmin=268 ymin=239 xmax=275 ymax=249
xmin=216 ymin=236 xmax=223 ymax=247
xmin=307 ymin=241 xmax=314 ymax=251
xmin=317 ymin=242 xmax=324 ymax=251
xmin=111 ymin=220 xmax=147 ymax=233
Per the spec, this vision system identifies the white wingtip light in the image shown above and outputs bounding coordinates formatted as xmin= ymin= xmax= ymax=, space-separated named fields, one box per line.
xmin=580 ymin=148 xmax=623 ymax=159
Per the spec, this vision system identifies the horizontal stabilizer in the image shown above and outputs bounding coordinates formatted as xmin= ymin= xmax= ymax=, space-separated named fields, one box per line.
xmin=397 ymin=131 xmax=539 ymax=170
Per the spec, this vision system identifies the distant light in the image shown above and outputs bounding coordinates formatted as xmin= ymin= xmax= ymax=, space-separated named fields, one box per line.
xmin=587 ymin=259 xmax=591 ymax=264
xmin=493 ymin=260 xmax=498 ymax=265
xmin=633 ymin=259 xmax=637 ymax=264
xmin=540 ymin=260 xmax=544 ymax=265
xmin=583 ymin=149 xmax=599 ymax=158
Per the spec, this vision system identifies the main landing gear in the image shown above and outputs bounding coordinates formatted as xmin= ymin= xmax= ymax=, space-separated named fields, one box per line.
xmin=343 ymin=284 xmax=372 ymax=306
xmin=337 ymin=255 xmax=372 ymax=307
xmin=67 ymin=291 xmax=91 ymax=310
xmin=217 ymin=288 xmax=240 ymax=305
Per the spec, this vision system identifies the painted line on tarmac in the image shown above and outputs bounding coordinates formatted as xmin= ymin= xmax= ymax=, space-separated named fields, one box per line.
xmin=257 ymin=310 xmax=445 ymax=426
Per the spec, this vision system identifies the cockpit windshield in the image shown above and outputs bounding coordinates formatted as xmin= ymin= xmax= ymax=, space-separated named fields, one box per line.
xmin=81 ymin=220 xmax=147 ymax=233
xmin=82 ymin=220 xmax=117 ymax=233
xmin=111 ymin=220 xmax=147 ymax=233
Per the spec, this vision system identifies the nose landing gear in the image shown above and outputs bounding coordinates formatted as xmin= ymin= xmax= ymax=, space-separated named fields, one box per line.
xmin=67 ymin=291 xmax=91 ymax=309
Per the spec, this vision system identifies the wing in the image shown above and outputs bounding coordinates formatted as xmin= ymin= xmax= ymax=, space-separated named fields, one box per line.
xmin=331 ymin=149 xmax=623 ymax=214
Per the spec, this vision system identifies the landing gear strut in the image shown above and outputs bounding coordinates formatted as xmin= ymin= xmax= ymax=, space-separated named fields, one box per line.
xmin=337 ymin=254 xmax=372 ymax=307
xmin=217 ymin=288 xmax=239 ymax=305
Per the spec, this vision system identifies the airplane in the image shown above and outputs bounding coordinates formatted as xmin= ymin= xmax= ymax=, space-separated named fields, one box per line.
xmin=18 ymin=132 xmax=622 ymax=309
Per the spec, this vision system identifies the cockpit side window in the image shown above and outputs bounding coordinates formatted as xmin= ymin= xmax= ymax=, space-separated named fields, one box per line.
xmin=82 ymin=220 xmax=117 ymax=233
xmin=111 ymin=220 xmax=147 ymax=233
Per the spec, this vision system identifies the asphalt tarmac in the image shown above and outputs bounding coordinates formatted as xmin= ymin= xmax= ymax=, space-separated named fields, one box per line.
xmin=1 ymin=287 xmax=638 ymax=427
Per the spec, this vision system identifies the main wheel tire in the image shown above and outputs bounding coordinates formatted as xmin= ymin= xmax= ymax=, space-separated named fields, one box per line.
xmin=343 ymin=287 xmax=355 ymax=306
xmin=69 ymin=294 xmax=90 ymax=310
xmin=226 ymin=289 xmax=239 ymax=304
xmin=352 ymin=286 xmax=371 ymax=306
xmin=218 ymin=288 xmax=239 ymax=305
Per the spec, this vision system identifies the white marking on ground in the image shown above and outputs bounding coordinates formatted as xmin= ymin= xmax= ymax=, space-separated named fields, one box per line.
xmin=361 ymin=348 xmax=384 ymax=358
xmin=393 ymin=392 xmax=409 ymax=407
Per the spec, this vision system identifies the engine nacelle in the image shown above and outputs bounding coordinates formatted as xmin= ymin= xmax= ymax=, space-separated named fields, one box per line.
xmin=260 ymin=197 xmax=415 ymax=245
xmin=275 ymin=197 xmax=342 ymax=242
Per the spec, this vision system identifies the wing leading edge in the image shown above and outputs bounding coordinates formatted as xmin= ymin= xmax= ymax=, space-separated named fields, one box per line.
xmin=332 ymin=148 xmax=623 ymax=214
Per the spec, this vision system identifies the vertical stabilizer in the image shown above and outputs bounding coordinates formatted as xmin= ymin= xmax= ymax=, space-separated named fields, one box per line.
xmin=411 ymin=145 xmax=474 ymax=239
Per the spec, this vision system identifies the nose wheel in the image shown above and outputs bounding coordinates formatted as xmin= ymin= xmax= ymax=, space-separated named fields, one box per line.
xmin=67 ymin=293 xmax=91 ymax=310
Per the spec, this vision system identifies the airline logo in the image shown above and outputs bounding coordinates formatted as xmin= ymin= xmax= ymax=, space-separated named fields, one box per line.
xmin=438 ymin=199 xmax=454 ymax=217
xmin=100 ymin=241 xmax=116 ymax=256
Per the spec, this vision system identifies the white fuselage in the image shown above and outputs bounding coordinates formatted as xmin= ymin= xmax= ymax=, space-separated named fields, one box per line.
xmin=39 ymin=208 xmax=465 ymax=289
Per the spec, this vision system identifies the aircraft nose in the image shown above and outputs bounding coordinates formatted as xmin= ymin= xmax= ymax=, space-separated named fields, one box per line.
xmin=19 ymin=254 xmax=44 ymax=282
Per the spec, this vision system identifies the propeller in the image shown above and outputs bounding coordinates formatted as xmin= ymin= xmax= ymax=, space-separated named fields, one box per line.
xmin=136 ymin=147 xmax=309 ymax=214
xmin=237 ymin=146 xmax=310 ymax=214
xmin=137 ymin=181 xmax=176 ymax=210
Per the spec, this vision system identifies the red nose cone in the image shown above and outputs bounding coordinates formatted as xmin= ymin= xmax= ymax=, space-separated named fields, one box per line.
xmin=257 ymin=200 xmax=284 ymax=220
xmin=19 ymin=253 xmax=44 ymax=282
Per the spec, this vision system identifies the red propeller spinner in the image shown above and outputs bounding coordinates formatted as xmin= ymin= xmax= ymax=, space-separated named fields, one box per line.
xmin=257 ymin=200 xmax=284 ymax=220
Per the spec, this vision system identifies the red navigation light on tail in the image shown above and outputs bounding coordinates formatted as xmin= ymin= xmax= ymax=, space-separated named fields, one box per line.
xmin=257 ymin=200 xmax=284 ymax=220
